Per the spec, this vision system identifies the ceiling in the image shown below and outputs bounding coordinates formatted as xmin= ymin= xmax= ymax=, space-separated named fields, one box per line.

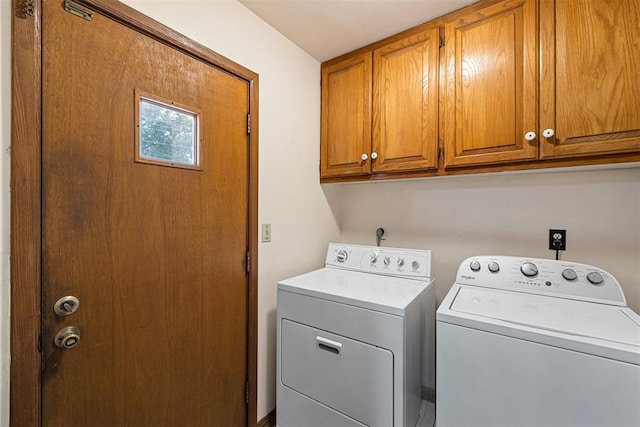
xmin=238 ymin=0 xmax=477 ymax=62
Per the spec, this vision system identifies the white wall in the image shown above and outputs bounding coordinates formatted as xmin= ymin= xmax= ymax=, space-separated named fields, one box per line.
xmin=338 ymin=167 xmax=640 ymax=313
xmin=1 ymin=0 xmax=12 ymax=425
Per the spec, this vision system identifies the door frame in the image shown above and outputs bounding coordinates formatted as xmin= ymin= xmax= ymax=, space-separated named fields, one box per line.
xmin=10 ymin=1 xmax=260 ymax=425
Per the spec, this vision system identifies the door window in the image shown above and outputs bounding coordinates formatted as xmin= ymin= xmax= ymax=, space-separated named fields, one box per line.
xmin=135 ymin=90 xmax=201 ymax=169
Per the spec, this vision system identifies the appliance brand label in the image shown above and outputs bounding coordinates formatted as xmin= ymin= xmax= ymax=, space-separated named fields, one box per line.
xmin=461 ymin=275 xmax=475 ymax=280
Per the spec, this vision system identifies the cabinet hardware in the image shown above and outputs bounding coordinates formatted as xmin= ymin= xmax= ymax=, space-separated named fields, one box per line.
xmin=542 ymin=128 xmax=555 ymax=138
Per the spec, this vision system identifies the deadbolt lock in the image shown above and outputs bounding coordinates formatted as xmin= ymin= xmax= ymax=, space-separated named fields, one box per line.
xmin=54 ymin=326 xmax=82 ymax=350
xmin=54 ymin=296 xmax=80 ymax=316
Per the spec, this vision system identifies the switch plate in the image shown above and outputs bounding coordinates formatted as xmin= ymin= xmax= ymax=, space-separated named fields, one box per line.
xmin=548 ymin=229 xmax=566 ymax=251
xmin=262 ymin=223 xmax=271 ymax=243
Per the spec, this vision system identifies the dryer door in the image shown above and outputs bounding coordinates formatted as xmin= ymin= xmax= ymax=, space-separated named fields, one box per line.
xmin=281 ymin=319 xmax=393 ymax=426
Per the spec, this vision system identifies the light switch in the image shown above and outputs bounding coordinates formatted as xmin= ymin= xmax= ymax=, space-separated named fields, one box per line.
xmin=262 ymin=223 xmax=271 ymax=243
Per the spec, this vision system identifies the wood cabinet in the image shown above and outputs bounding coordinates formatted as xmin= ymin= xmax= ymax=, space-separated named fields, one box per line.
xmin=373 ymin=26 xmax=440 ymax=173
xmin=443 ymin=0 xmax=538 ymax=168
xmin=443 ymin=0 xmax=639 ymax=169
xmin=320 ymin=25 xmax=440 ymax=179
xmin=321 ymin=0 xmax=640 ymax=182
xmin=320 ymin=52 xmax=372 ymax=178
xmin=539 ymin=0 xmax=640 ymax=159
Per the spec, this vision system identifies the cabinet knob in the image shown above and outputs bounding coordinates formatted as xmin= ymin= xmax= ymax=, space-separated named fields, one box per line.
xmin=361 ymin=153 xmax=368 ymax=161
xmin=542 ymin=128 xmax=555 ymax=138
xmin=371 ymin=152 xmax=378 ymax=160
xmin=524 ymin=131 xmax=537 ymax=141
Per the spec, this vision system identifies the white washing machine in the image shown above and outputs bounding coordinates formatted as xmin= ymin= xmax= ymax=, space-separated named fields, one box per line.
xmin=277 ymin=243 xmax=436 ymax=427
xmin=436 ymin=255 xmax=640 ymax=427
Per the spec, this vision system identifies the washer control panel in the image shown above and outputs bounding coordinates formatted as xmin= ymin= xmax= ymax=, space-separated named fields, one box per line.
xmin=456 ymin=255 xmax=626 ymax=306
xmin=326 ymin=243 xmax=432 ymax=280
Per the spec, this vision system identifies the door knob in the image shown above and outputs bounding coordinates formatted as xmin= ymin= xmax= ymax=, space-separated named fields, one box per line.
xmin=54 ymin=326 xmax=82 ymax=349
xmin=542 ymin=128 xmax=555 ymax=138
xmin=524 ymin=131 xmax=536 ymax=141
xmin=54 ymin=296 xmax=80 ymax=316
xmin=371 ymin=152 xmax=378 ymax=159
xmin=361 ymin=153 xmax=368 ymax=161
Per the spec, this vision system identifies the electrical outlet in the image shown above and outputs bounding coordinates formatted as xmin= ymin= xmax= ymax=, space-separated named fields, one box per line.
xmin=262 ymin=223 xmax=271 ymax=243
xmin=548 ymin=229 xmax=566 ymax=251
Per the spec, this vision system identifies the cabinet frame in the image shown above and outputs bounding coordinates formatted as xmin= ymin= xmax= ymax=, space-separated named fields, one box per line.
xmin=538 ymin=0 xmax=640 ymax=159
xmin=320 ymin=52 xmax=372 ymax=178
xmin=443 ymin=0 xmax=538 ymax=168
xmin=372 ymin=25 xmax=440 ymax=173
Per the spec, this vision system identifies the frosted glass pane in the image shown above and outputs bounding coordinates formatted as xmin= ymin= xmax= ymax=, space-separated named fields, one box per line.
xmin=139 ymin=98 xmax=198 ymax=166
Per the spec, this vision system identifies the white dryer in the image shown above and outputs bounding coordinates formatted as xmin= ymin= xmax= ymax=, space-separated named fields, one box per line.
xmin=277 ymin=243 xmax=436 ymax=427
xmin=436 ymin=256 xmax=640 ymax=427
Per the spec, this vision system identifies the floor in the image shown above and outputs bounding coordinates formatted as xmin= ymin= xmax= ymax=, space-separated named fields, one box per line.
xmin=417 ymin=400 xmax=436 ymax=427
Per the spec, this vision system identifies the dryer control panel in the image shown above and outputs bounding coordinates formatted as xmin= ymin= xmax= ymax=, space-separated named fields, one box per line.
xmin=326 ymin=243 xmax=432 ymax=280
xmin=456 ymin=256 xmax=626 ymax=306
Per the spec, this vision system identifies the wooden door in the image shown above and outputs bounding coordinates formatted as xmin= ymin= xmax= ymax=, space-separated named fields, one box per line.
xmin=372 ymin=26 xmax=439 ymax=173
xmin=321 ymin=52 xmax=372 ymax=178
xmin=539 ymin=0 xmax=640 ymax=159
xmin=443 ymin=0 xmax=537 ymax=168
xmin=41 ymin=2 xmax=249 ymax=426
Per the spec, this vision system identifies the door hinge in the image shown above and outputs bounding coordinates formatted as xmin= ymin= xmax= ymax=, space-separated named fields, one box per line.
xmin=245 ymin=381 xmax=249 ymax=404
xmin=246 ymin=113 xmax=251 ymax=135
xmin=439 ymin=37 xmax=445 ymax=48
xmin=16 ymin=0 xmax=35 ymax=18
xmin=64 ymin=0 xmax=94 ymax=21
xmin=37 ymin=334 xmax=42 ymax=353
xmin=246 ymin=250 xmax=250 ymax=274
xmin=20 ymin=0 xmax=35 ymax=17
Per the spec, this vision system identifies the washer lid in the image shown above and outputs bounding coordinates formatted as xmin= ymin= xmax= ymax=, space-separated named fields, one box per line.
xmin=278 ymin=267 xmax=430 ymax=316
xmin=450 ymin=287 xmax=640 ymax=347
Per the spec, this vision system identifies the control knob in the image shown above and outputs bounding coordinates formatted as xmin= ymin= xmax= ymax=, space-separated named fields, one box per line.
xmin=520 ymin=262 xmax=538 ymax=277
xmin=562 ymin=269 xmax=577 ymax=281
xmin=370 ymin=253 xmax=378 ymax=264
xmin=411 ymin=260 xmax=420 ymax=270
xmin=587 ymin=271 xmax=604 ymax=286
xmin=469 ymin=260 xmax=481 ymax=272
xmin=488 ymin=261 xmax=500 ymax=273
xmin=397 ymin=258 xmax=405 ymax=268
xmin=336 ymin=250 xmax=348 ymax=263
xmin=383 ymin=256 xmax=391 ymax=266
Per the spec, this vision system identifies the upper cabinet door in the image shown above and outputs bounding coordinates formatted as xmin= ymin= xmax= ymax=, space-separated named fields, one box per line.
xmin=372 ymin=26 xmax=440 ymax=173
xmin=539 ymin=0 xmax=640 ymax=159
xmin=444 ymin=0 xmax=538 ymax=168
xmin=321 ymin=52 xmax=372 ymax=178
